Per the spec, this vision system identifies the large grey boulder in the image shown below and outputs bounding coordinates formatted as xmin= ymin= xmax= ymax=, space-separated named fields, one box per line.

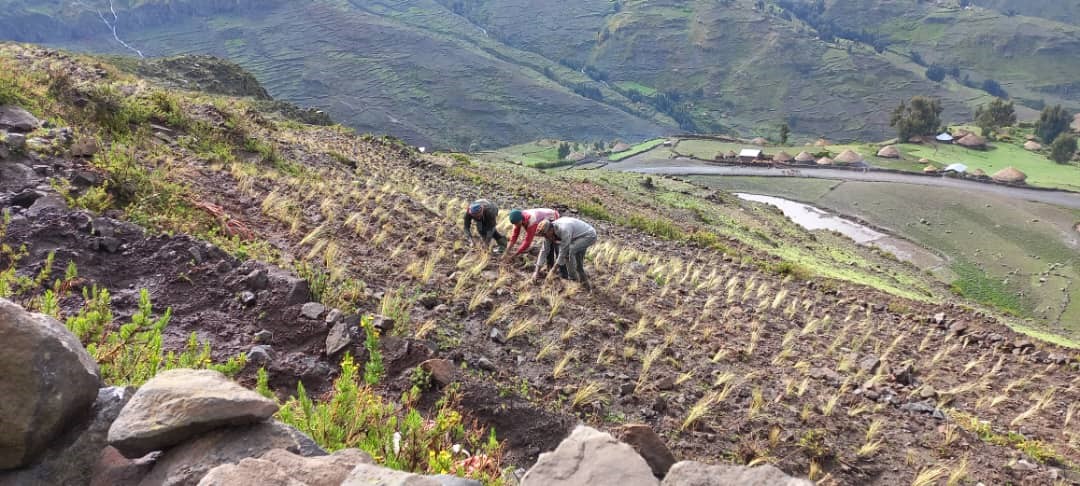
xmin=107 ymin=369 xmax=278 ymax=458
xmin=520 ymin=425 xmax=658 ymax=486
xmin=0 ymin=298 xmax=101 ymax=469
xmin=143 ymin=422 xmax=328 ymax=486
xmin=341 ymin=463 xmax=442 ymax=486
xmin=0 ymin=387 xmax=132 ymax=485
xmin=198 ymin=448 xmax=371 ymax=486
xmin=0 ymin=106 xmax=41 ymax=132
xmin=661 ymin=461 xmax=813 ymax=486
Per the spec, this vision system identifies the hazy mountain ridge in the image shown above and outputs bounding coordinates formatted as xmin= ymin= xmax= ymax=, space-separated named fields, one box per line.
xmin=2 ymin=0 xmax=1078 ymax=147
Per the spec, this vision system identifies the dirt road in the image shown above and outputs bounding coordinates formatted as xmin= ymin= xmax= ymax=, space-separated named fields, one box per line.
xmin=608 ymin=156 xmax=1080 ymax=210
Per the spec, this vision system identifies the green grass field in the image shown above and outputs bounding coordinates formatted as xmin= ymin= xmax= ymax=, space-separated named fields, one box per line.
xmin=690 ymin=176 xmax=1080 ymax=336
xmin=608 ymin=138 xmax=667 ymax=161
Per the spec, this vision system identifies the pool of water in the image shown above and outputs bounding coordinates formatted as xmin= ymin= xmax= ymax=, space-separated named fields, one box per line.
xmin=735 ymin=193 xmax=944 ymax=270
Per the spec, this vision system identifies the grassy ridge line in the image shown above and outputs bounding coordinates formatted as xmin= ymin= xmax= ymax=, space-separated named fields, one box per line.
xmin=608 ymin=138 xmax=666 ymax=161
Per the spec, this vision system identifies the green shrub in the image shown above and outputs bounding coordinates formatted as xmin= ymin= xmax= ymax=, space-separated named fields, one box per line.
xmin=362 ymin=316 xmax=384 ymax=385
xmin=276 ymin=354 xmax=506 ymax=484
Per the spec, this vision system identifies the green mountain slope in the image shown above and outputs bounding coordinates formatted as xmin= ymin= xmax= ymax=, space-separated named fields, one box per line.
xmin=2 ymin=0 xmax=1079 ymax=147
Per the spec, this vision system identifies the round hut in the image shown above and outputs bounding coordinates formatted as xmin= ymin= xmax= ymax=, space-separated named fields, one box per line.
xmin=918 ymin=158 xmax=930 ymax=163
xmin=611 ymin=142 xmax=632 ymax=153
xmin=877 ymin=145 xmax=901 ymax=158
xmin=794 ymin=151 xmax=815 ymax=164
xmin=816 ymin=156 xmax=834 ymax=166
xmin=751 ymin=137 xmax=768 ymax=146
xmin=725 ymin=150 xmax=738 ymax=159
xmin=971 ymin=168 xmax=988 ymax=179
xmin=773 ymin=151 xmax=794 ymax=163
xmin=956 ymin=133 xmax=987 ymax=150
xmin=922 ymin=165 xmax=939 ymax=174
xmin=814 ymin=138 xmax=830 ymax=147
xmin=834 ymin=149 xmax=864 ymax=165
xmin=1023 ymin=141 xmax=1042 ymax=151
xmin=992 ymin=167 xmax=1027 ymax=184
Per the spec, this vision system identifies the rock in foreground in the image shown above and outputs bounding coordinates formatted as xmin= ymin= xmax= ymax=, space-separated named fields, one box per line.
xmin=661 ymin=461 xmax=813 ymax=486
xmin=107 ymin=369 xmax=279 ymax=458
xmin=0 ymin=298 xmax=101 ymax=469
xmin=521 ymin=425 xmax=659 ymax=486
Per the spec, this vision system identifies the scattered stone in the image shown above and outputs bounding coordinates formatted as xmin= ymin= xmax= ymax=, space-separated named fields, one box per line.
xmin=4 ymin=132 xmax=27 ymax=150
xmin=325 ymin=308 xmax=342 ymax=324
xmin=661 ymin=461 xmax=812 ymax=485
xmin=809 ymin=367 xmax=840 ymax=383
xmin=521 ymin=425 xmax=658 ymax=486
xmin=1014 ymin=339 xmax=1034 ymax=350
xmin=239 ymin=291 xmax=257 ymax=307
xmin=900 ymin=401 xmax=945 ymax=420
xmin=247 ymin=345 xmax=273 ymax=365
xmin=25 ymin=194 xmax=66 ymax=217
xmin=0 ymin=299 xmax=101 ymax=469
xmin=475 ymin=357 xmax=497 ymax=371
xmin=301 ymin=302 xmax=326 ymax=320
xmin=142 ymin=421 xmax=328 ymax=486
xmin=70 ymin=138 xmax=99 ymax=157
xmin=254 ymin=329 xmax=273 ymax=343
xmin=489 ymin=327 xmax=506 ymax=344
xmin=241 ymin=269 xmax=269 ymax=290
xmin=372 ymin=314 xmax=395 ymax=334
xmin=97 ymin=236 xmax=122 ymax=253
xmin=892 ymin=362 xmax=916 ymax=385
xmin=655 ymin=375 xmax=676 ymax=391
xmin=919 ymin=385 xmax=937 ymax=399
xmin=10 ymin=189 xmax=42 ymax=207
xmin=948 ymin=321 xmax=969 ymax=336
xmin=620 ymin=383 xmax=636 ymax=396
xmin=616 ymin=424 xmax=677 ymax=478
xmin=932 ymin=312 xmax=946 ymax=325
xmin=199 ymin=448 xmax=370 ymax=486
xmin=419 ymin=359 xmax=457 ymax=387
xmin=0 ymin=105 xmax=42 ymax=132
xmin=326 ymin=320 xmax=358 ymax=356
xmin=1011 ymin=459 xmax=1038 ymax=472
xmin=108 ymin=369 xmax=279 ymax=458
xmin=858 ymin=355 xmax=880 ymax=374
xmin=430 ymin=475 xmax=483 ymax=486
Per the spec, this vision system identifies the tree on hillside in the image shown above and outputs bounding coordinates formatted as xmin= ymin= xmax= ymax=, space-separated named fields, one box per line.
xmin=557 ymin=142 xmax=571 ymax=160
xmin=974 ymin=98 xmax=1016 ymax=139
xmin=925 ymin=65 xmax=946 ymax=82
xmin=779 ymin=123 xmax=790 ymax=145
xmin=1036 ymin=105 xmax=1072 ymax=144
xmin=889 ymin=96 xmax=943 ymax=142
xmin=1050 ymin=134 xmax=1077 ymax=164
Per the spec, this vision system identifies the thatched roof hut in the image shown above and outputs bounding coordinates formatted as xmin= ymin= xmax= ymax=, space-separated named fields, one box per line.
xmin=992 ymin=167 xmax=1027 ymax=184
xmin=956 ymin=133 xmax=987 ymax=150
xmin=923 ymin=165 xmax=939 ymax=173
xmin=971 ymin=168 xmax=988 ymax=178
xmin=876 ymin=145 xmax=901 ymax=158
xmin=773 ymin=151 xmax=794 ymax=163
xmin=725 ymin=150 xmax=738 ymax=159
xmin=794 ymin=151 xmax=815 ymax=163
xmin=751 ymin=137 xmax=768 ymax=146
xmin=814 ymin=138 xmax=830 ymax=147
xmin=611 ymin=142 xmax=631 ymax=152
xmin=1023 ymin=141 xmax=1042 ymax=151
xmin=834 ymin=149 xmax=864 ymax=164
xmin=816 ymin=156 xmax=834 ymax=166
xmin=918 ymin=158 xmax=930 ymax=163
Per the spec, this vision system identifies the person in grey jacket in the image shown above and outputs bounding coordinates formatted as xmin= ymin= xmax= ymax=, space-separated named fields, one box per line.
xmin=463 ymin=199 xmax=508 ymax=252
xmin=533 ymin=217 xmax=597 ymax=289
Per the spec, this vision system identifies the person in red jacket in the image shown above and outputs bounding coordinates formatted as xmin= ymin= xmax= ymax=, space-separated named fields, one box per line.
xmin=504 ymin=208 xmax=566 ymax=277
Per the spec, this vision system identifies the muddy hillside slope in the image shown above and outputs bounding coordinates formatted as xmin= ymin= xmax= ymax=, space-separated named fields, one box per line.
xmin=1 ymin=43 xmax=1079 ymax=485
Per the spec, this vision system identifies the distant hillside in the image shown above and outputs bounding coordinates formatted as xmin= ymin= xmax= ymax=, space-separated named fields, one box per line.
xmin=3 ymin=0 xmax=1079 ymax=147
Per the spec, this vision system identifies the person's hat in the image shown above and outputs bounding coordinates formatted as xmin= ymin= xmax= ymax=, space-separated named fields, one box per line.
xmin=509 ymin=209 xmax=524 ymax=224
xmin=536 ymin=218 xmax=553 ymax=234
xmin=468 ymin=203 xmax=484 ymax=216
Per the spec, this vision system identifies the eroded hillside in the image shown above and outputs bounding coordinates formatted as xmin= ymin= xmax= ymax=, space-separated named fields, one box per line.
xmin=2 ymin=44 xmax=1080 ymax=484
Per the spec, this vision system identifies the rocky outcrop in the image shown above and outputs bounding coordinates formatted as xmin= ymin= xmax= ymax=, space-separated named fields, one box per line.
xmin=520 ymin=425 xmax=659 ymax=486
xmin=140 ymin=421 xmax=326 ymax=486
xmin=0 ymin=298 xmax=101 ymax=469
xmin=107 ymin=369 xmax=279 ymax=458
xmin=199 ymin=448 xmax=371 ymax=486
xmin=0 ymin=105 xmax=41 ymax=132
xmin=661 ymin=461 xmax=814 ymax=486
